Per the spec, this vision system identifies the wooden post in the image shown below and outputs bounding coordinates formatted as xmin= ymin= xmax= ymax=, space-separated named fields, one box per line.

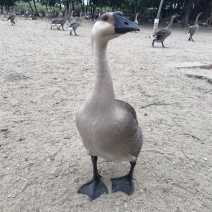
xmin=153 ymin=0 xmax=164 ymax=35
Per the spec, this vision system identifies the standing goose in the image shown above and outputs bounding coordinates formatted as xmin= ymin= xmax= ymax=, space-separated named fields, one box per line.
xmin=67 ymin=16 xmax=85 ymax=35
xmin=186 ymin=12 xmax=203 ymax=41
xmin=150 ymin=14 xmax=178 ymax=47
xmin=76 ymin=11 xmax=143 ymax=201
xmin=134 ymin=13 xmax=139 ymax=33
xmin=8 ymin=14 xmax=16 ymax=26
xmin=68 ymin=10 xmax=74 ymax=24
xmin=51 ymin=18 xmax=61 ymax=29
xmin=55 ymin=17 xmax=67 ymax=30
xmin=134 ymin=13 xmax=139 ymax=25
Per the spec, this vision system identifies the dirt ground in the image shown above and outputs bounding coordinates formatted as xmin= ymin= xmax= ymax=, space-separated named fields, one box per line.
xmin=0 ymin=16 xmax=212 ymax=212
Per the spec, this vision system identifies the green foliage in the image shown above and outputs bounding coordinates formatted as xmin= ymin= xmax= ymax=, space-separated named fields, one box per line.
xmin=1 ymin=0 xmax=211 ymax=19
xmin=15 ymin=1 xmax=46 ymax=11
xmin=0 ymin=0 xmax=19 ymax=6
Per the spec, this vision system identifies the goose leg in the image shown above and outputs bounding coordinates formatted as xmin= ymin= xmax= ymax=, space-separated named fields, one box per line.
xmin=111 ymin=162 xmax=136 ymax=195
xmin=152 ymin=40 xmax=154 ymax=47
xmin=74 ymin=30 xmax=78 ymax=36
xmin=70 ymin=31 xmax=72 ymax=35
xmin=77 ymin=156 xmax=108 ymax=200
xmin=162 ymin=42 xmax=165 ymax=48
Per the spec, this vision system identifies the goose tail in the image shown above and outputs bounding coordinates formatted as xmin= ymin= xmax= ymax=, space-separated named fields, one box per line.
xmin=67 ymin=27 xmax=73 ymax=31
xmin=149 ymin=35 xmax=156 ymax=40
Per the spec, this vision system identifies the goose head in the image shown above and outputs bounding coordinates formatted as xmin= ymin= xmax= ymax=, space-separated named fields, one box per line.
xmin=171 ymin=14 xmax=180 ymax=19
xmin=92 ymin=11 xmax=140 ymax=42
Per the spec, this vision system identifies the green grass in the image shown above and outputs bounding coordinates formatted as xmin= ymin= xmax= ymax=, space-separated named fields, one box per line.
xmin=16 ymin=1 xmax=47 ymax=12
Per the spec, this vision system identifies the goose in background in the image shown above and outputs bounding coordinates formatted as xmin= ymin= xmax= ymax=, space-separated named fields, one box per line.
xmin=134 ymin=13 xmax=139 ymax=25
xmin=186 ymin=12 xmax=203 ymax=41
xmin=58 ymin=11 xmax=63 ymax=19
xmin=67 ymin=15 xmax=85 ymax=35
xmin=76 ymin=11 xmax=143 ymax=201
xmin=134 ymin=13 xmax=139 ymax=33
xmin=51 ymin=18 xmax=61 ymax=29
xmin=68 ymin=10 xmax=74 ymax=24
xmin=3 ymin=6 xmax=7 ymax=18
xmin=55 ymin=17 xmax=67 ymax=30
xmin=199 ymin=17 xmax=211 ymax=27
xmin=150 ymin=14 xmax=178 ymax=47
xmin=8 ymin=14 xmax=16 ymax=26
xmin=23 ymin=10 xmax=29 ymax=19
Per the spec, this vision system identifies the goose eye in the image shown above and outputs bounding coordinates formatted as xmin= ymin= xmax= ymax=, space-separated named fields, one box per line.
xmin=103 ymin=16 xmax=108 ymax=21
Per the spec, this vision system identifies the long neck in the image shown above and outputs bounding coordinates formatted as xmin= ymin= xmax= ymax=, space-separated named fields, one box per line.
xmin=92 ymin=40 xmax=115 ymax=103
xmin=194 ymin=14 xmax=201 ymax=25
xmin=135 ymin=14 xmax=138 ymax=21
xmin=166 ymin=16 xmax=175 ymax=29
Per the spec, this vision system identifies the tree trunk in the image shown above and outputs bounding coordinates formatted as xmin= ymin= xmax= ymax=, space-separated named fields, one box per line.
xmin=32 ymin=0 xmax=38 ymax=13
xmin=82 ymin=0 xmax=84 ymax=13
xmin=182 ymin=0 xmax=193 ymax=28
xmin=27 ymin=1 xmax=34 ymax=12
xmin=72 ymin=2 xmax=75 ymax=11
xmin=203 ymin=0 xmax=212 ymax=21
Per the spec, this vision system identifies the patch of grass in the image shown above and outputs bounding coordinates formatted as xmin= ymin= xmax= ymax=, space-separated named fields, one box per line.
xmin=16 ymin=1 xmax=47 ymax=12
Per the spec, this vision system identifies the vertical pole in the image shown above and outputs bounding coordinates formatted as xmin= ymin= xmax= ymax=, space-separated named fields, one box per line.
xmin=25 ymin=2 xmax=27 ymax=11
xmin=153 ymin=0 xmax=164 ymax=35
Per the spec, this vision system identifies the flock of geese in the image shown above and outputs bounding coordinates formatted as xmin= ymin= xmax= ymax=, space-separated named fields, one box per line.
xmin=50 ymin=11 xmax=85 ymax=35
xmin=150 ymin=12 xmax=203 ymax=47
xmin=7 ymin=11 xmax=205 ymax=42
xmin=7 ymin=10 xmax=85 ymax=36
xmin=5 ymin=10 xmax=207 ymax=201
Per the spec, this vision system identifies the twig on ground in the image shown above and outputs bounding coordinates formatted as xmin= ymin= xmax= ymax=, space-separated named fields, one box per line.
xmin=140 ymin=101 xmax=172 ymax=108
xmin=180 ymin=147 xmax=192 ymax=160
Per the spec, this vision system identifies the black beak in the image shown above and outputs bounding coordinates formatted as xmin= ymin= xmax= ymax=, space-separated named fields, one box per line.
xmin=113 ymin=11 xmax=140 ymax=34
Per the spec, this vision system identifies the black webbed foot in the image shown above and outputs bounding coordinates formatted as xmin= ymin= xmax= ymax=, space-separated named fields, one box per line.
xmin=78 ymin=156 xmax=108 ymax=200
xmin=111 ymin=173 xmax=134 ymax=195
xmin=111 ymin=162 xmax=136 ymax=195
xmin=78 ymin=177 xmax=108 ymax=200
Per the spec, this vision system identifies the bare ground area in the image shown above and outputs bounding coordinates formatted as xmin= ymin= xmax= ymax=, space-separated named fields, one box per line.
xmin=0 ymin=17 xmax=212 ymax=212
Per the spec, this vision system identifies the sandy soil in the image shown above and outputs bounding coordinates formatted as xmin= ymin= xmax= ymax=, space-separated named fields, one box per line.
xmin=0 ymin=16 xmax=212 ymax=212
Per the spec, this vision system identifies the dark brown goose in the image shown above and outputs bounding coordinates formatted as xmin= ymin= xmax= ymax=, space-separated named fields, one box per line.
xmin=67 ymin=16 xmax=85 ymax=35
xmin=76 ymin=11 xmax=143 ymax=201
xmin=8 ymin=14 xmax=16 ymax=26
xmin=150 ymin=14 xmax=178 ymax=47
xmin=186 ymin=12 xmax=203 ymax=41
xmin=55 ymin=17 xmax=67 ymax=30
